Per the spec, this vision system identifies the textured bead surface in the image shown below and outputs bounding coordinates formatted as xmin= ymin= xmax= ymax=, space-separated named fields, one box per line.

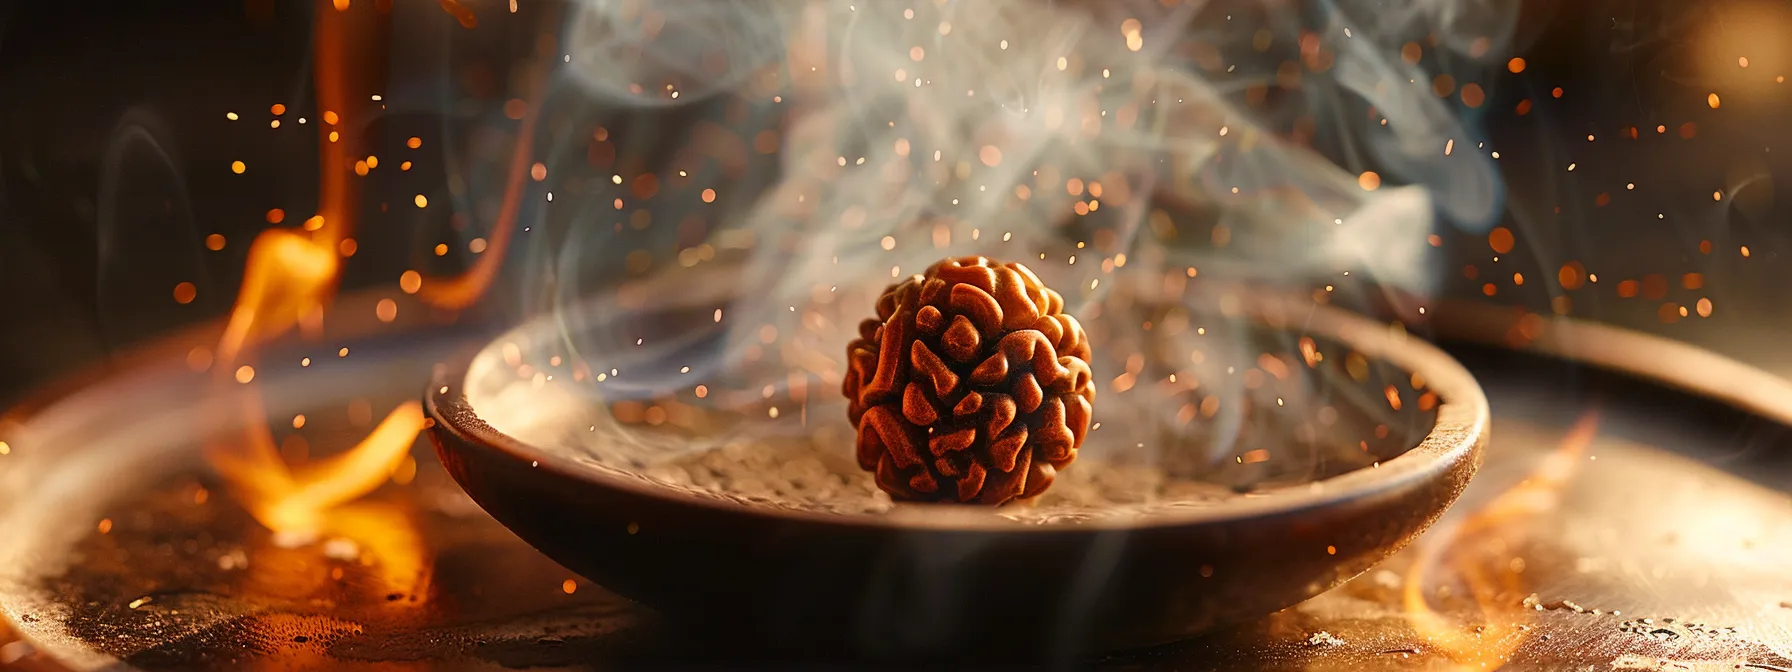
xmin=843 ymin=256 xmax=1095 ymax=504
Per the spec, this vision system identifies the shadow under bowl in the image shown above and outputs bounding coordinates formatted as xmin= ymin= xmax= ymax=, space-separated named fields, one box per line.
xmin=424 ymin=294 xmax=1487 ymax=659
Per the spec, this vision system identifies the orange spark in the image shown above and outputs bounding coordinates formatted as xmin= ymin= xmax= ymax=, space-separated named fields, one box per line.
xmin=203 ymin=1 xmax=543 ymax=584
xmin=205 ymin=0 xmax=422 ymax=548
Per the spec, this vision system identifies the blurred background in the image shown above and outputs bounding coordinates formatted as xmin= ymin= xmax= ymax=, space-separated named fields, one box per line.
xmin=3 ymin=0 xmax=1790 ymax=401
xmin=6 ymin=0 xmax=1792 ymax=668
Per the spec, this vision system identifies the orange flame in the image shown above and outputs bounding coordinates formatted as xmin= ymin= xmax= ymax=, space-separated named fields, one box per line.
xmin=202 ymin=0 xmax=539 ymax=605
xmin=1401 ymin=410 xmax=1600 ymax=668
xmin=214 ymin=229 xmax=337 ymax=368
xmin=204 ymin=0 xmax=419 ymax=539
xmin=202 ymin=0 xmax=499 ymax=546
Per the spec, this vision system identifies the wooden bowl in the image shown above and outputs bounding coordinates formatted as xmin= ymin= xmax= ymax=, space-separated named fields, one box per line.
xmin=425 ymin=293 xmax=1487 ymax=659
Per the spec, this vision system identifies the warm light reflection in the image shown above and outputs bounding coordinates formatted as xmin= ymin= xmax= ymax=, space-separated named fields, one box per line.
xmin=1695 ymin=1 xmax=1792 ymax=105
xmin=1401 ymin=411 xmax=1600 ymax=668
xmin=243 ymin=500 xmax=432 ymax=604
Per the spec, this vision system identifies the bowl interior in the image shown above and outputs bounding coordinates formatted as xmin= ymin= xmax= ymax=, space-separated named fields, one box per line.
xmin=460 ymin=277 xmax=1460 ymax=525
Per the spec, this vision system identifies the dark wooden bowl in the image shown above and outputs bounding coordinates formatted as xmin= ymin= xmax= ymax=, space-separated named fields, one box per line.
xmin=425 ymin=296 xmax=1487 ymax=660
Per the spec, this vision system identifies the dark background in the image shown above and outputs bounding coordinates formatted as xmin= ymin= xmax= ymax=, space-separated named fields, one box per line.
xmin=0 ymin=0 xmax=314 ymax=394
xmin=5 ymin=3 xmax=1792 ymax=669
xmin=3 ymin=0 xmax=1791 ymax=403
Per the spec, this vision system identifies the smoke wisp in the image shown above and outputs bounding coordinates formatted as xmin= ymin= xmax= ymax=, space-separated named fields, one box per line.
xmin=473 ymin=0 xmax=1513 ymax=486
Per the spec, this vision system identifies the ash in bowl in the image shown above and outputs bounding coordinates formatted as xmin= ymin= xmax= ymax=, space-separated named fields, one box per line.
xmin=465 ymin=277 xmax=1434 ymax=526
xmin=489 ymin=401 xmax=1242 ymax=522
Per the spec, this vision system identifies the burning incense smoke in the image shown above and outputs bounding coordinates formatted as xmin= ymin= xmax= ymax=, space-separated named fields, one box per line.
xmin=491 ymin=0 xmax=1513 ymax=472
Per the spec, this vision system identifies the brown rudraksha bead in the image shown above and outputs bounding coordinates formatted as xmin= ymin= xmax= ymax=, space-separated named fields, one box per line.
xmin=843 ymin=256 xmax=1095 ymax=504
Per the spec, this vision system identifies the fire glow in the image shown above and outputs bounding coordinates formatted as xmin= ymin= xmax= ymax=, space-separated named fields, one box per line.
xmin=205 ymin=1 xmax=519 ymax=546
xmin=1401 ymin=410 xmax=1601 ymax=667
xmin=215 ymin=0 xmax=1504 ymax=616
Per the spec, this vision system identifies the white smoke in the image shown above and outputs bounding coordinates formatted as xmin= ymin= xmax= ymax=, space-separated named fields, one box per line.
xmin=513 ymin=0 xmax=1510 ymax=468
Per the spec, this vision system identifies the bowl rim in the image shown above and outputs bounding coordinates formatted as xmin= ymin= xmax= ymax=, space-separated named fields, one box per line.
xmin=426 ymin=290 xmax=1489 ymax=533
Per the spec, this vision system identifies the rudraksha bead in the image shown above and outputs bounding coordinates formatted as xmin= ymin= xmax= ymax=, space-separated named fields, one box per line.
xmin=843 ymin=256 xmax=1095 ymax=504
